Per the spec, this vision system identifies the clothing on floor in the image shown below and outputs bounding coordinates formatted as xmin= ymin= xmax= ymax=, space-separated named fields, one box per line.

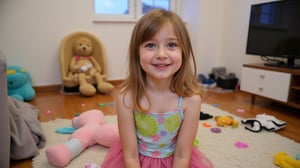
xmin=9 ymin=97 xmax=46 ymax=160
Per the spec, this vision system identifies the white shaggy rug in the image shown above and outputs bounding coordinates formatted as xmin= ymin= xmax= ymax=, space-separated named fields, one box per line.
xmin=33 ymin=103 xmax=300 ymax=168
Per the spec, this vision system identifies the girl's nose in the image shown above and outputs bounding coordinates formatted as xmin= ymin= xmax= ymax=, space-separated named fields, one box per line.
xmin=156 ymin=47 xmax=167 ymax=59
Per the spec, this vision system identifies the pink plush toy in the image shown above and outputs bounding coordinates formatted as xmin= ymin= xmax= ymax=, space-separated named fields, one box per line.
xmin=45 ymin=109 xmax=119 ymax=167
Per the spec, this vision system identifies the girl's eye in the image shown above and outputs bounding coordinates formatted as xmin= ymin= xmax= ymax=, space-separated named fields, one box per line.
xmin=145 ymin=43 xmax=156 ymax=49
xmin=167 ymin=42 xmax=178 ymax=49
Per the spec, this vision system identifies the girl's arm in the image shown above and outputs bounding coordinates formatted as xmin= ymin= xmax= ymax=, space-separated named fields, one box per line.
xmin=172 ymin=94 xmax=201 ymax=168
xmin=116 ymin=92 xmax=141 ymax=168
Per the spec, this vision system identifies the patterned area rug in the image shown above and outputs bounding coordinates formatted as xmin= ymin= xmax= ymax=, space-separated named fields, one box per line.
xmin=33 ymin=103 xmax=300 ymax=168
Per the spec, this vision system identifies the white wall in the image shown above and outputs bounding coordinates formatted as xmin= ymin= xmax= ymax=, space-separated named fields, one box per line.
xmin=0 ymin=0 xmax=275 ymax=86
xmin=181 ymin=0 xmax=222 ymax=77
xmin=0 ymin=0 xmax=133 ymax=86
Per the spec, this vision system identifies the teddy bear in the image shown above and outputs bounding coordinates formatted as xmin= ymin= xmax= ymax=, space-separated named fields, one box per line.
xmin=7 ymin=66 xmax=35 ymax=101
xmin=45 ymin=109 xmax=119 ymax=167
xmin=69 ymin=37 xmax=114 ymax=96
xmin=214 ymin=115 xmax=239 ymax=128
xmin=241 ymin=113 xmax=286 ymax=132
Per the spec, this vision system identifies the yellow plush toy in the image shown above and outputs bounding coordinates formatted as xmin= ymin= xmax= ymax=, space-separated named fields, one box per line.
xmin=274 ymin=152 xmax=300 ymax=168
xmin=215 ymin=115 xmax=239 ymax=128
xmin=69 ymin=37 xmax=114 ymax=96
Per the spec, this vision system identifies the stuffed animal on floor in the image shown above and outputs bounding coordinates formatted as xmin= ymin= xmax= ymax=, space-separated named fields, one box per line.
xmin=69 ymin=37 xmax=114 ymax=96
xmin=45 ymin=110 xmax=119 ymax=167
xmin=198 ymin=73 xmax=216 ymax=88
xmin=214 ymin=115 xmax=239 ymax=128
xmin=7 ymin=66 xmax=35 ymax=101
xmin=274 ymin=151 xmax=300 ymax=168
xmin=241 ymin=113 xmax=286 ymax=132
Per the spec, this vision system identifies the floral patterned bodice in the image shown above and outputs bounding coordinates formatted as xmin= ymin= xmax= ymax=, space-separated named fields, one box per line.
xmin=134 ymin=96 xmax=184 ymax=158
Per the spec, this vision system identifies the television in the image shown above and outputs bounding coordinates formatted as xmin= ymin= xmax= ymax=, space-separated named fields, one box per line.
xmin=246 ymin=0 xmax=300 ymax=68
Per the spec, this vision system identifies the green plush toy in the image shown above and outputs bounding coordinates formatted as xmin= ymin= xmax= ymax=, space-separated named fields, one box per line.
xmin=7 ymin=66 xmax=35 ymax=101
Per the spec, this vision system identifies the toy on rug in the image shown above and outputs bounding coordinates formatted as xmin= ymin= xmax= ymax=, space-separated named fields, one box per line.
xmin=69 ymin=37 xmax=114 ymax=96
xmin=7 ymin=66 xmax=35 ymax=101
xmin=214 ymin=115 xmax=239 ymax=128
xmin=211 ymin=127 xmax=222 ymax=133
xmin=45 ymin=110 xmax=119 ymax=167
xmin=241 ymin=113 xmax=286 ymax=132
xmin=200 ymin=111 xmax=213 ymax=120
xmin=84 ymin=163 xmax=101 ymax=168
xmin=274 ymin=151 xmax=300 ymax=168
xmin=234 ymin=141 xmax=248 ymax=148
xmin=297 ymin=153 xmax=300 ymax=160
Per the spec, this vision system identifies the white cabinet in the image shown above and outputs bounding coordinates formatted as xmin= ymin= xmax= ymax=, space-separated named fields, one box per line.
xmin=241 ymin=67 xmax=291 ymax=102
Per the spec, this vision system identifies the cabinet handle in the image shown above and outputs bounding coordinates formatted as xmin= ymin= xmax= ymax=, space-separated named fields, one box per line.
xmin=258 ymin=87 xmax=263 ymax=92
xmin=259 ymin=74 xmax=265 ymax=79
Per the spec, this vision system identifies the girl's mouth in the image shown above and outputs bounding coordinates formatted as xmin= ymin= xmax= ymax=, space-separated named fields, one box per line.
xmin=153 ymin=64 xmax=170 ymax=70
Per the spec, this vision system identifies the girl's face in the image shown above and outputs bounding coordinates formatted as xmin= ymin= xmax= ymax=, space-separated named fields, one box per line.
xmin=139 ymin=23 xmax=182 ymax=82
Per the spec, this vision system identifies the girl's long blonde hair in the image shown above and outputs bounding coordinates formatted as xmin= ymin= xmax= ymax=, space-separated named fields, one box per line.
xmin=120 ymin=9 xmax=202 ymax=112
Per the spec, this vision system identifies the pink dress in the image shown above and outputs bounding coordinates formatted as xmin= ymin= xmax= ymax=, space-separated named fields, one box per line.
xmin=101 ymin=97 xmax=214 ymax=168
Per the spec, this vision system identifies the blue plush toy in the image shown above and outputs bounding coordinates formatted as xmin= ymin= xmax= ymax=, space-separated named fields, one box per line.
xmin=7 ymin=66 xmax=35 ymax=101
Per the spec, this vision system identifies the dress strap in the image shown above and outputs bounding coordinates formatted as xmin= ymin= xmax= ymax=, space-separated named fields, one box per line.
xmin=178 ymin=96 xmax=184 ymax=119
xmin=178 ymin=96 xmax=183 ymax=109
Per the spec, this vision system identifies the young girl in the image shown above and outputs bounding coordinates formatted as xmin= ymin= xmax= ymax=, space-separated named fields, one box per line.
xmin=101 ymin=9 xmax=214 ymax=168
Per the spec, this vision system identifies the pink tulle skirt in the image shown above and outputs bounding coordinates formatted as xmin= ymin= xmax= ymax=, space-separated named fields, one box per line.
xmin=101 ymin=139 xmax=214 ymax=168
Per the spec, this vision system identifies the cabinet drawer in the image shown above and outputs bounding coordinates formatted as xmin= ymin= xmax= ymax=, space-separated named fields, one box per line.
xmin=241 ymin=67 xmax=291 ymax=102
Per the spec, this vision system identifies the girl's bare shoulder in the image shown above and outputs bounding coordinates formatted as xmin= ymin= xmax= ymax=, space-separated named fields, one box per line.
xmin=183 ymin=94 xmax=201 ymax=106
xmin=115 ymin=90 xmax=133 ymax=109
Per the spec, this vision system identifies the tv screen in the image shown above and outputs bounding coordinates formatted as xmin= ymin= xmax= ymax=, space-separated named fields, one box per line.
xmin=246 ymin=0 xmax=300 ymax=68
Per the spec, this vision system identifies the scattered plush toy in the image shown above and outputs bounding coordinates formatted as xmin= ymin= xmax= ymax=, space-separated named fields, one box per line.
xmin=7 ymin=66 xmax=35 ymax=101
xmin=241 ymin=113 xmax=286 ymax=132
xmin=45 ymin=110 xmax=119 ymax=167
xmin=274 ymin=151 xmax=300 ymax=168
xmin=69 ymin=37 xmax=114 ymax=96
xmin=297 ymin=153 xmax=300 ymax=160
xmin=198 ymin=73 xmax=216 ymax=88
xmin=200 ymin=111 xmax=213 ymax=120
xmin=214 ymin=115 xmax=239 ymax=128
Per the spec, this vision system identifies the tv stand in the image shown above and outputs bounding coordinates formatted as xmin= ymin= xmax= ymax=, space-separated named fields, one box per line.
xmin=264 ymin=62 xmax=300 ymax=69
xmin=241 ymin=64 xmax=300 ymax=110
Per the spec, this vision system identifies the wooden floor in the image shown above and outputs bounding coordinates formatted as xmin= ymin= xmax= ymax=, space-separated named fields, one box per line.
xmin=10 ymin=86 xmax=300 ymax=168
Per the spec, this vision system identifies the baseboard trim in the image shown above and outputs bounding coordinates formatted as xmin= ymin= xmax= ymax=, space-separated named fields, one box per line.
xmin=33 ymin=79 xmax=124 ymax=92
xmin=33 ymin=85 xmax=61 ymax=92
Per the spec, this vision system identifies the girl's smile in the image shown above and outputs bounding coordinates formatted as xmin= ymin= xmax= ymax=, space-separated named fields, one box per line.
xmin=151 ymin=63 xmax=171 ymax=70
